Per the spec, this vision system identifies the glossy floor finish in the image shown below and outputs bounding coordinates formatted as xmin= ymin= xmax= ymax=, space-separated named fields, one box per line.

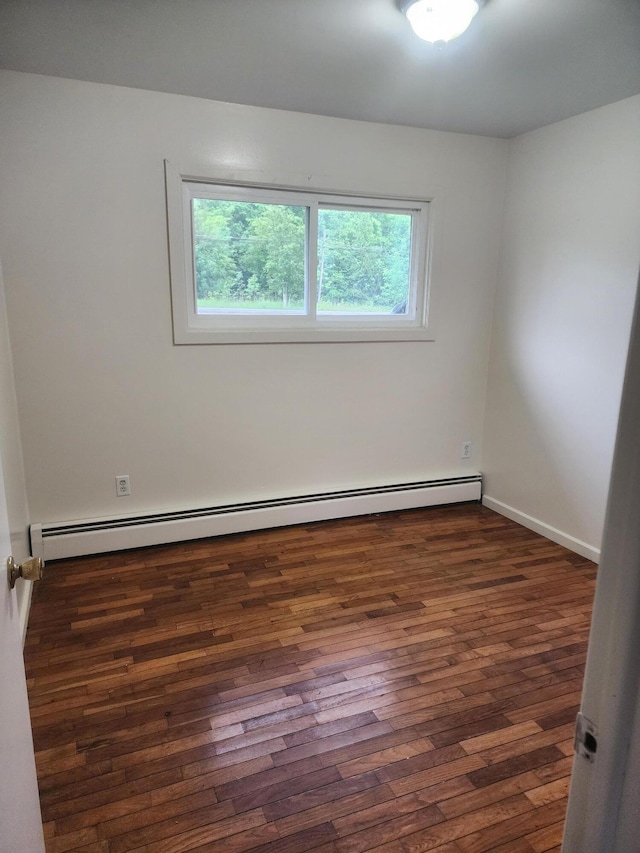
xmin=24 ymin=504 xmax=597 ymax=853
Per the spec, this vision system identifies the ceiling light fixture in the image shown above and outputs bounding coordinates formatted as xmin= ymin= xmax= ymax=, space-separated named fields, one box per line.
xmin=399 ymin=0 xmax=482 ymax=43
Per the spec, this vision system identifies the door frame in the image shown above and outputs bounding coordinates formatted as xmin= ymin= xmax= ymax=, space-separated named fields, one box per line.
xmin=563 ymin=271 xmax=640 ymax=851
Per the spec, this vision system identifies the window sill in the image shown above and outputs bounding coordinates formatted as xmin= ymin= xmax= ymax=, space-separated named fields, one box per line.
xmin=172 ymin=325 xmax=436 ymax=345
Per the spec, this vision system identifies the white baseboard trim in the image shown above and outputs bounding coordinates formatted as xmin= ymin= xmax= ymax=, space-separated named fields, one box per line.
xmin=32 ymin=475 xmax=482 ymax=562
xmin=482 ymin=495 xmax=600 ymax=563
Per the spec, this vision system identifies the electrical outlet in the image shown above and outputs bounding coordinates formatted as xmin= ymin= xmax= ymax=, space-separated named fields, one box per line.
xmin=461 ymin=442 xmax=472 ymax=460
xmin=116 ymin=475 xmax=130 ymax=496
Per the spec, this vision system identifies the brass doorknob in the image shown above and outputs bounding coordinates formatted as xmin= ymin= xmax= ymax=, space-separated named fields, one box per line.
xmin=8 ymin=556 xmax=44 ymax=589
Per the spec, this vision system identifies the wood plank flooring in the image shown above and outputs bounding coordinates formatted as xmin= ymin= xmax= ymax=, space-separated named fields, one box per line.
xmin=24 ymin=504 xmax=597 ymax=853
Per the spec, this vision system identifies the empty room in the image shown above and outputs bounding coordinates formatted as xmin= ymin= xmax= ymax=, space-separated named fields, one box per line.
xmin=1 ymin=1 xmax=640 ymax=851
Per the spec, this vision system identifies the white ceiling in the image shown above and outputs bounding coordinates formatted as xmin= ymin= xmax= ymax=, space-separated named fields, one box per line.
xmin=1 ymin=0 xmax=639 ymax=138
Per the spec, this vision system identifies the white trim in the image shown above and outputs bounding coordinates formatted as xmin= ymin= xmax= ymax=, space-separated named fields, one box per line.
xmin=18 ymin=582 xmax=33 ymax=649
xmin=482 ymin=495 xmax=600 ymax=563
xmin=165 ymin=160 xmax=434 ymax=344
xmin=32 ymin=476 xmax=481 ymax=562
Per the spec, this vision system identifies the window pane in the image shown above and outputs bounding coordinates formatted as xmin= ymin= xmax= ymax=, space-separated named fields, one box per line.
xmin=192 ymin=198 xmax=306 ymax=312
xmin=317 ymin=208 xmax=412 ymax=315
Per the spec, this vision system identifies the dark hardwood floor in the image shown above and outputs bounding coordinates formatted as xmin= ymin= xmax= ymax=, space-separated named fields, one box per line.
xmin=24 ymin=503 xmax=596 ymax=853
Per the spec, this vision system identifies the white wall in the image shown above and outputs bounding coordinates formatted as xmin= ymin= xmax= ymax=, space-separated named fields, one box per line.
xmin=482 ymin=96 xmax=640 ymax=558
xmin=0 ymin=71 xmax=507 ymax=524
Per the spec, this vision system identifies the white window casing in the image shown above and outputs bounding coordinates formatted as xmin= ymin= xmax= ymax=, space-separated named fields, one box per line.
xmin=165 ymin=161 xmax=435 ymax=344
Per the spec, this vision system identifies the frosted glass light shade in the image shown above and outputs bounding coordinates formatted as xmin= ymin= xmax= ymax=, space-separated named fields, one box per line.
xmin=404 ymin=0 xmax=480 ymax=43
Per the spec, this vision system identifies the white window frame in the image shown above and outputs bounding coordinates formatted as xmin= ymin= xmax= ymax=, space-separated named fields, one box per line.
xmin=165 ymin=161 xmax=434 ymax=344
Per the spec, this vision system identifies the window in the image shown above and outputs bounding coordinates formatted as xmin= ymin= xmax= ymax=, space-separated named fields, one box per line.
xmin=166 ymin=164 xmax=433 ymax=344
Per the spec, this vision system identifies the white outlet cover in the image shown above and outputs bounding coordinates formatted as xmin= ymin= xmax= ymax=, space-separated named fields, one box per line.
xmin=115 ymin=475 xmax=130 ymax=496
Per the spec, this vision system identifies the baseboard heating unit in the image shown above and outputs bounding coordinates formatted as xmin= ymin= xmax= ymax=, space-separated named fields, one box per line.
xmin=30 ymin=474 xmax=482 ymax=561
